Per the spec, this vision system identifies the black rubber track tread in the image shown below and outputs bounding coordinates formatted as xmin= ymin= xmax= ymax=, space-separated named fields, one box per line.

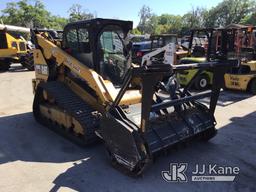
xmin=33 ymin=81 xmax=100 ymax=146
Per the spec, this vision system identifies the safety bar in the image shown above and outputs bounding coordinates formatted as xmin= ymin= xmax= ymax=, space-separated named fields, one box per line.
xmin=151 ymin=90 xmax=212 ymax=112
xmin=172 ymin=59 xmax=239 ymax=71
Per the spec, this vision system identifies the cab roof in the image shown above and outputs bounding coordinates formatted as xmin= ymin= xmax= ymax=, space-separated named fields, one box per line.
xmin=64 ymin=18 xmax=133 ymax=32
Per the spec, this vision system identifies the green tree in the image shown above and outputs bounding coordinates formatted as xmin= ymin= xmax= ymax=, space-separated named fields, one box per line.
xmin=206 ymin=0 xmax=255 ymax=27
xmin=47 ymin=16 xmax=68 ymax=30
xmin=182 ymin=7 xmax=207 ymax=29
xmin=153 ymin=14 xmax=181 ymax=34
xmin=137 ymin=5 xmax=153 ymax=33
xmin=68 ymin=4 xmax=95 ymax=22
xmin=131 ymin=28 xmax=142 ymax=35
xmin=241 ymin=13 xmax=256 ymax=25
xmin=1 ymin=0 xmax=49 ymax=28
xmin=0 ymin=0 xmax=67 ymax=29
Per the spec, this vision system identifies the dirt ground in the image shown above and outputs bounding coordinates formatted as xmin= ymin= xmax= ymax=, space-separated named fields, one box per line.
xmin=0 ymin=65 xmax=255 ymax=192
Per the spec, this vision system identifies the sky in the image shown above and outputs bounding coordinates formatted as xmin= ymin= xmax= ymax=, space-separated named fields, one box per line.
xmin=0 ymin=0 xmax=223 ymax=26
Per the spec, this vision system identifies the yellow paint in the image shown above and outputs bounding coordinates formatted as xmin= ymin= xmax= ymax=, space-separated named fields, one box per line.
xmin=0 ymin=48 xmax=17 ymax=58
xmin=0 ymin=32 xmax=28 ymax=59
xmin=224 ymin=62 xmax=256 ymax=91
xmin=224 ymin=74 xmax=253 ymax=90
xmin=40 ymin=105 xmax=84 ymax=135
xmin=35 ymin=34 xmax=142 ymax=106
xmin=177 ymin=57 xmax=213 ymax=86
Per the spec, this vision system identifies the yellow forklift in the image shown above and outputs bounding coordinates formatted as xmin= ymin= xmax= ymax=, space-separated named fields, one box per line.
xmin=178 ymin=25 xmax=256 ymax=94
xmin=177 ymin=28 xmax=216 ymax=90
xmin=224 ymin=25 xmax=256 ymax=94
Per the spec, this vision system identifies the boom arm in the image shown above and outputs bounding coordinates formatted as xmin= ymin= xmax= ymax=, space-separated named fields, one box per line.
xmin=141 ymin=43 xmax=176 ymax=65
xmin=34 ymin=33 xmax=141 ymax=106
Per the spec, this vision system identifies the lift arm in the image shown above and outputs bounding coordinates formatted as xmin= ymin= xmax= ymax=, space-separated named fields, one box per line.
xmin=141 ymin=43 xmax=176 ymax=65
xmin=33 ymin=33 xmax=142 ymax=106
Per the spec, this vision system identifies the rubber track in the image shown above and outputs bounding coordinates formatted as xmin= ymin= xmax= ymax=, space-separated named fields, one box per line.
xmin=37 ymin=81 xmax=99 ymax=146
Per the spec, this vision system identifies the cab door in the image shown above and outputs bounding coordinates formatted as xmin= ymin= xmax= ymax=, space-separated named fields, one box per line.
xmin=64 ymin=27 xmax=94 ymax=69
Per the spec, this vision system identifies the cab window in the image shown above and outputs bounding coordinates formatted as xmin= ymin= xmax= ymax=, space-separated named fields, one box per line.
xmin=66 ymin=29 xmax=79 ymax=51
xmin=66 ymin=28 xmax=91 ymax=53
xmin=78 ymin=28 xmax=90 ymax=53
xmin=98 ymin=26 xmax=129 ymax=85
xmin=65 ymin=27 xmax=93 ymax=68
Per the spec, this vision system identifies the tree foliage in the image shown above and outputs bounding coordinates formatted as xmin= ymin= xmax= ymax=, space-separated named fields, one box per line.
xmin=241 ymin=13 xmax=256 ymax=25
xmin=1 ymin=0 xmax=256 ymax=35
xmin=137 ymin=5 xmax=153 ymax=33
xmin=136 ymin=0 xmax=256 ymax=35
xmin=131 ymin=28 xmax=142 ymax=35
xmin=0 ymin=0 xmax=95 ymax=29
xmin=0 ymin=0 xmax=69 ymax=29
xmin=205 ymin=0 xmax=255 ymax=27
xmin=68 ymin=4 xmax=95 ymax=22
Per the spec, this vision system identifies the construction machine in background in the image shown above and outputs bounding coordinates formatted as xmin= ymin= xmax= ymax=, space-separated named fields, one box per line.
xmin=0 ymin=24 xmax=34 ymax=71
xmin=178 ymin=25 xmax=256 ymax=94
xmin=177 ymin=28 xmax=216 ymax=90
xmin=141 ymin=42 xmax=176 ymax=66
xmin=31 ymin=18 xmax=238 ymax=175
xmin=149 ymin=34 xmax=188 ymax=64
xmin=132 ymin=34 xmax=187 ymax=64
xmin=223 ymin=25 xmax=256 ymax=94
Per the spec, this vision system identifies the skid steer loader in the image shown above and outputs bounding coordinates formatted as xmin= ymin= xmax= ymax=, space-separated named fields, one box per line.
xmin=31 ymin=18 xmax=238 ymax=175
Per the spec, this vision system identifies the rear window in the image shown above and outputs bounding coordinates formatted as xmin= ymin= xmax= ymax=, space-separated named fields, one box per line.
xmin=65 ymin=28 xmax=91 ymax=53
xmin=0 ymin=33 xmax=8 ymax=49
xmin=66 ymin=29 xmax=79 ymax=51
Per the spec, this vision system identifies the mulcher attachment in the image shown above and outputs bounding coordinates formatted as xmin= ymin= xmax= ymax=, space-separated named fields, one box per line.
xmin=99 ymin=60 xmax=239 ymax=175
xmin=145 ymin=106 xmax=216 ymax=154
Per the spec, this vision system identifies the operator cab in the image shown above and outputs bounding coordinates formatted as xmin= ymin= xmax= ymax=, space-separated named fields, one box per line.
xmin=62 ymin=18 xmax=133 ymax=85
xmin=150 ymin=34 xmax=178 ymax=49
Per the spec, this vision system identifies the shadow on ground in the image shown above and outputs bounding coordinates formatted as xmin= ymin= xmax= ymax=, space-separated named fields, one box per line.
xmin=0 ymin=111 xmax=255 ymax=192
xmin=48 ymin=112 xmax=256 ymax=192
xmin=198 ymin=90 xmax=253 ymax=107
xmin=0 ymin=112 xmax=98 ymax=164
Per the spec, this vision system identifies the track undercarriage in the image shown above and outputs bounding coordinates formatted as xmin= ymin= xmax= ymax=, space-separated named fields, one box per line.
xmin=33 ymin=81 xmax=99 ymax=146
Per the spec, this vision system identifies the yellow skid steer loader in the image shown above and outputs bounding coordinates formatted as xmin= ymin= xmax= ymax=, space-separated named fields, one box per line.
xmin=31 ymin=18 xmax=238 ymax=175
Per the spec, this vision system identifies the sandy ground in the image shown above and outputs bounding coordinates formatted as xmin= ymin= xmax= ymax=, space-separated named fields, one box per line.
xmin=0 ymin=65 xmax=255 ymax=192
